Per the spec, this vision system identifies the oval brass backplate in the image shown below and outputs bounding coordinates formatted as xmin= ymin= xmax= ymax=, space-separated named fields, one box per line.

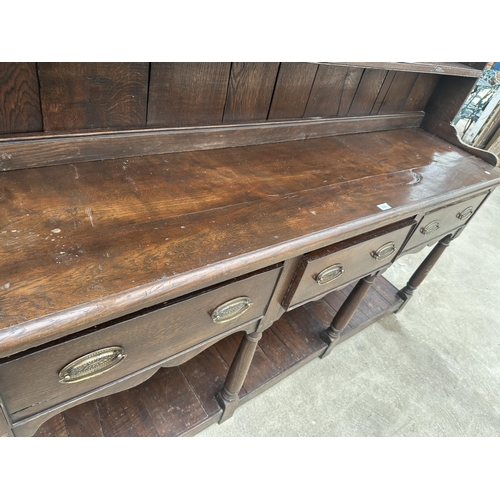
xmin=211 ymin=297 xmax=253 ymax=324
xmin=316 ymin=264 xmax=344 ymax=285
xmin=59 ymin=346 xmax=126 ymax=384
xmin=421 ymin=220 xmax=440 ymax=235
xmin=457 ymin=206 xmax=474 ymax=221
xmin=371 ymin=242 xmax=396 ymax=261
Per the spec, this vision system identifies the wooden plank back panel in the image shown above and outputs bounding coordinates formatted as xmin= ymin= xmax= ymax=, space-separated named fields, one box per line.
xmin=268 ymin=63 xmax=318 ymax=120
xmin=371 ymin=71 xmax=397 ymax=114
xmin=223 ymin=63 xmax=280 ymax=123
xmin=347 ymin=69 xmax=388 ymax=116
xmin=147 ymin=63 xmax=231 ymax=127
xmin=38 ymin=63 xmax=149 ymax=131
xmin=403 ymin=73 xmax=440 ymax=112
xmin=377 ymin=71 xmax=419 ymax=115
xmin=0 ymin=63 xmax=43 ymax=135
xmin=337 ymin=67 xmax=364 ymax=116
xmin=304 ymin=65 xmax=349 ymax=117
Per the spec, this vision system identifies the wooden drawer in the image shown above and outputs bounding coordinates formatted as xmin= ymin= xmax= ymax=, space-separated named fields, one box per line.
xmin=404 ymin=192 xmax=489 ymax=252
xmin=0 ymin=265 xmax=282 ymax=421
xmin=283 ymin=219 xmax=415 ymax=310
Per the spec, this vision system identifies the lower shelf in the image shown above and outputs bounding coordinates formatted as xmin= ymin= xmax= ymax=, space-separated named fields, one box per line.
xmin=34 ymin=275 xmax=403 ymax=437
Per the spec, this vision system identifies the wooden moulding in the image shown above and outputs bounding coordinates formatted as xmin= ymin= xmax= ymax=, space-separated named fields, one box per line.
xmin=0 ymin=113 xmax=424 ymax=172
xmin=316 ymin=62 xmax=484 ymax=78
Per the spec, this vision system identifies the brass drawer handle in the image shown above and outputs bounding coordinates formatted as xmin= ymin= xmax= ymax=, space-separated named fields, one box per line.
xmin=371 ymin=242 xmax=396 ymax=261
xmin=420 ymin=220 xmax=440 ymax=235
xmin=456 ymin=206 xmax=474 ymax=221
xmin=316 ymin=264 xmax=345 ymax=285
xmin=211 ymin=297 xmax=253 ymax=324
xmin=59 ymin=346 xmax=126 ymax=384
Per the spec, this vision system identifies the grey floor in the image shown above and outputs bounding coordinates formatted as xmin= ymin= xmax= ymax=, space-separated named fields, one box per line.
xmin=197 ymin=187 xmax=500 ymax=437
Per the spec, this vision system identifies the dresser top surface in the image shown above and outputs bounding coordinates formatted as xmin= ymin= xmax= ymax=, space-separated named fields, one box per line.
xmin=1 ymin=127 xmax=499 ymax=356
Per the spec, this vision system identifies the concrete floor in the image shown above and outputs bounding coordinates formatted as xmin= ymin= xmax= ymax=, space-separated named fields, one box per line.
xmin=197 ymin=187 xmax=500 ymax=437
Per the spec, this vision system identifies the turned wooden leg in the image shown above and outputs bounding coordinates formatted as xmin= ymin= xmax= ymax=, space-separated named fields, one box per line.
xmin=216 ymin=330 xmax=262 ymax=423
xmin=320 ymin=274 xmax=377 ymax=358
xmin=397 ymin=234 xmax=453 ymax=310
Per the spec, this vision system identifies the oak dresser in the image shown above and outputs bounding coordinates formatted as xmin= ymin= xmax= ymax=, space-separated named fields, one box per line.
xmin=0 ymin=62 xmax=499 ymax=436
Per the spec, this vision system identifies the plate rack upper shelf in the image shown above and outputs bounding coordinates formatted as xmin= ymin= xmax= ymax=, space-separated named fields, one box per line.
xmin=315 ymin=62 xmax=484 ymax=78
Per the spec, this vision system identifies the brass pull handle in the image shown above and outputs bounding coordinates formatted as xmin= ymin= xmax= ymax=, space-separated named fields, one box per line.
xmin=457 ymin=206 xmax=474 ymax=221
xmin=420 ymin=220 xmax=440 ymax=235
xmin=316 ymin=264 xmax=344 ymax=285
xmin=211 ymin=297 xmax=253 ymax=324
xmin=371 ymin=242 xmax=396 ymax=261
xmin=59 ymin=346 xmax=126 ymax=384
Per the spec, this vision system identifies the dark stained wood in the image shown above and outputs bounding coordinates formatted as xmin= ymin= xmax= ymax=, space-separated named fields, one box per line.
xmin=319 ymin=286 xmax=348 ymax=316
xmin=215 ymin=330 xmax=262 ymax=420
xmin=257 ymin=256 xmax=302 ymax=332
xmin=268 ymin=63 xmax=318 ymax=120
xmin=321 ymin=274 xmax=377 ymax=357
xmin=348 ymin=69 xmax=388 ymax=116
xmin=303 ymin=65 xmax=349 ymax=117
xmin=283 ymin=219 xmax=414 ymax=309
xmin=37 ymin=63 xmax=149 ymax=131
xmin=223 ymin=63 xmax=280 ymax=123
xmin=0 ymin=113 xmax=423 ymax=172
xmin=29 ymin=276 xmax=435 ymax=437
xmin=33 ymin=412 xmax=68 ymax=437
xmin=8 ymin=63 xmax=496 ymax=439
xmin=95 ymin=383 xmax=160 ymax=437
xmin=147 ymin=63 xmax=231 ymax=127
xmin=337 ymin=68 xmax=364 ymax=116
xmin=397 ymin=235 xmax=453 ymax=307
xmin=271 ymin=308 xmax=325 ymax=359
xmin=61 ymin=400 xmax=103 ymax=437
xmin=321 ymin=62 xmax=483 ymax=78
xmin=221 ymin=339 xmax=280 ymax=396
xmin=403 ymin=73 xmax=440 ymax=112
xmin=371 ymin=71 xmax=397 ymax=115
xmin=0 ymin=63 xmax=43 ymax=135
xmin=378 ymin=72 xmax=419 ymax=115
xmin=180 ymin=344 xmax=234 ymax=415
xmin=1 ymin=128 xmax=499 ymax=359
xmin=135 ymin=367 xmax=208 ymax=436
xmin=0 ymin=269 xmax=278 ymax=421
xmin=423 ymin=76 xmax=478 ymax=127
xmin=303 ymin=298 xmax=336 ymax=330
xmin=257 ymin=327 xmax=299 ymax=373
xmin=403 ymin=191 xmax=488 ymax=252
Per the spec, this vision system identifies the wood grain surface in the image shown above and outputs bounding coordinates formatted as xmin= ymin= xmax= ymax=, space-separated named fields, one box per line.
xmin=38 ymin=63 xmax=149 ymax=131
xmin=268 ymin=63 xmax=318 ymax=120
xmin=147 ymin=63 xmax=231 ymax=127
xmin=348 ymin=69 xmax=388 ymax=116
xmin=304 ymin=65 xmax=349 ymax=117
xmin=378 ymin=72 xmax=419 ymax=115
xmin=0 ymin=63 xmax=43 ymax=135
xmin=223 ymin=63 xmax=280 ymax=122
xmin=1 ymin=128 xmax=498 ymax=357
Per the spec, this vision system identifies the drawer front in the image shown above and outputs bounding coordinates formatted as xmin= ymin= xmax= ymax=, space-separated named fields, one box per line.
xmin=404 ymin=192 xmax=488 ymax=251
xmin=0 ymin=266 xmax=281 ymax=421
xmin=283 ymin=220 xmax=415 ymax=309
